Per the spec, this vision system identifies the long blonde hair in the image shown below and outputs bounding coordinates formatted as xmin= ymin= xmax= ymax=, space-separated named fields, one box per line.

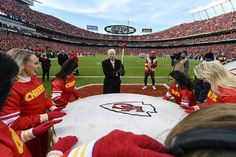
xmin=7 ymin=48 xmax=35 ymax=75
xmin=165 ymin=104 xmax=236 ymax=157
xmin=194 ymin=61 xmax=236 ymax=94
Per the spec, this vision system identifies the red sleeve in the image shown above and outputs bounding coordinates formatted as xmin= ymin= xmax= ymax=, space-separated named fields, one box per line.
xmin=52 ymin=79 xmax=68 ymax=106
xmin=145 ymin=59 xmax=150 ymax=70
xmin=0 ymin=89 xmax=41 ymax=130
xmin=72 ymin=88 xmax=80 ymax=99
xmin=0 ymin=143 xmax=13 ymax=157
xmin=220 ymin=88 xmax=236 ymax=103
xmin=152 ymin=60 xmax=158 ymax=68
xmin=163 ymin=87 xmax=172 ymax=100
xmin=10 ymin=115 xmax=41 ymax=131
xmin=180 ymin=88 xmax=192 ymax=106
xmin=46 ymin=97 xmax=54 ymax=110
xmin=196 ymin=102 xmax=210 ymax=109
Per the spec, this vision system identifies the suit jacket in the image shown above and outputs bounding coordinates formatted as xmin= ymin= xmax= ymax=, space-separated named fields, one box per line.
xmin=102 ymin=59 xmax=125 ymax=94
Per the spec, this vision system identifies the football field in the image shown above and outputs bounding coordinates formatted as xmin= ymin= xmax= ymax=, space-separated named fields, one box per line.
xmin=38 ymin=55 xmax=200 ymax=94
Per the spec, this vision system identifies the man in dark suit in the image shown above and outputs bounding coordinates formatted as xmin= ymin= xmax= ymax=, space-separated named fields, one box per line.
xmin=102 ymin=49 xmax=125 ymax=94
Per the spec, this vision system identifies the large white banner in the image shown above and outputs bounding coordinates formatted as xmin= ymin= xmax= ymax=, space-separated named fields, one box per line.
xmin=53 ymin=93 xmax=187 ymax=146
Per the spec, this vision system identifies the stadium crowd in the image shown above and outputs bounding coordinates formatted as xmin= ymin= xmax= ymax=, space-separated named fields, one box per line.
xmin=1 ymin=0 xmax=236 ymax=60
xmin=1 ymin=0 xmax=236 ymax=40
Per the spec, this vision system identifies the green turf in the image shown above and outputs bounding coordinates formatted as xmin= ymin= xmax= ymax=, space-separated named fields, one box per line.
xmin=38 ymin=55 xmax=201 ymax=95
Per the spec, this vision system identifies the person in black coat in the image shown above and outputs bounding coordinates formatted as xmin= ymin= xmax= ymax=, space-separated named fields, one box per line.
xmin=194 ymin=52 xmax=215 ymax=103
xmin=102 ymin=49 xmax=125 ymax=94
xmin=39 ymin=53 xmax=51 ymax=81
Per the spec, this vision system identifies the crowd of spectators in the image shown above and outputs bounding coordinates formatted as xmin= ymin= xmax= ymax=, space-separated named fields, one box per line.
xmin=1 ymin=0 xmax=236 ymax=61
xmin=1 ymin=0 xmax=236 ymax=41
xmin=1 ymin=31 xmax=236 ymax=61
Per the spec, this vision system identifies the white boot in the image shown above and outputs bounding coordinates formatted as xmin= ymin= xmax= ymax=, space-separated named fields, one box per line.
xmin=152 ymin=86 xmax=156 ymax=90
xmin=142 ymin=86 xmax=147 ymax=90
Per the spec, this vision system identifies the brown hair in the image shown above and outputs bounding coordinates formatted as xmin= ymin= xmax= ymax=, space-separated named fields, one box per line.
xmin=165 ymin=104 xmax=236 ymax=157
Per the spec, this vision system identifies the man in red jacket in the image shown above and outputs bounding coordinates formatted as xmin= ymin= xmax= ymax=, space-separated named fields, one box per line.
xmin=143 ymin=50 xmax=158 ymax=90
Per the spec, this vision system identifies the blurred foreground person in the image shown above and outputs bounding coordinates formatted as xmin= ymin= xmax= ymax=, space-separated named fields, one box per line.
xmin=51 ymin=59 xmax=80 ymax=106
xmin=0 ymin=49 xmax=66 ymax=157
xmin=48 ymin=104 xmax=236 ymax=157
xmin=102 ymin=49 xmax=125 ymax=94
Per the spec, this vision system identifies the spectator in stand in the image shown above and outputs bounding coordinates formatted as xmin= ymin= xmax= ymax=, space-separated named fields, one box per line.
xmin=194 ymin=52 xmax=214 ymax=103
xmin=57 ymin=50 xmax=68 ymax=66
xmin=142 ymin=50 xmax=158 ymax=90
xmin=0 ymin=51 xmax=66 ymax=157
xmin=0 ymin=48 xmax=66 ymax=157
xmin=48 ymin=104 xmax=236 ymax=157
xmin=102 ymin=49 xmax=125 ymax=94
xmin=39 ymin=53 xmax=51 ymax=81
xmin=183 ymin=61 xmax=236 ymax=113
xmin=163 ymin=71 xmax=196 ymax=108
xmin=51 ymin=59 xmax=80 ymax=106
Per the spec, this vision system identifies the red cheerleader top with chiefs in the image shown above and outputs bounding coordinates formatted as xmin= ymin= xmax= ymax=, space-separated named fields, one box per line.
xmin=0 ymin=76 xmax=53 ymax=130
xmin=205 ymin=87 xmax=236 ymax=105
xmin=145 ymin=57 xmax=158 ymax=74
xmin=163 ymin=84 xmax=196 ymax=106
xmin=51 ymin=75 xmax=80 ymax=105
xmin=187 ymin=87 xmax=236 ymax=112
xmin=0 ymin=121 xmax=31 ymax=157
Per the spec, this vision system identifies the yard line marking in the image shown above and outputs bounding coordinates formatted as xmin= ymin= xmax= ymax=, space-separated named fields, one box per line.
xmin=38 ymin=76 xmax=169 ymax=79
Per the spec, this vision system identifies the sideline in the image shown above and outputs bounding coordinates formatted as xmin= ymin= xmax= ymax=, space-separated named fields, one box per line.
xmin=38 ymin=76 xmax=169 ymax=79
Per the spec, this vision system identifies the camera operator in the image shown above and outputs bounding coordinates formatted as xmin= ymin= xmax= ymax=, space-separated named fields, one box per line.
xmin=171 ymin=51 xmax=189 ymax=75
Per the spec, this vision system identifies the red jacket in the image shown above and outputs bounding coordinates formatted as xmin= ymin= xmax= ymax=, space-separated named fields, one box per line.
xmin=51 ymin=75 xmax=80 ymax=105
xmin=145 ymin=57 xmax=158 ymax=74
xmin=163 ymin=85 xmax=196 ymax=106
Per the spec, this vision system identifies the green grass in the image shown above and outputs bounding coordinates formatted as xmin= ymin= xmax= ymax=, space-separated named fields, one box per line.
xmin=38 ymin=55 xmax=201 ymax=95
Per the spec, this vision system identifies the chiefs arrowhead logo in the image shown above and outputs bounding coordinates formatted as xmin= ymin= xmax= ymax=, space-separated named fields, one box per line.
xmin=100 ymin=101 xmax=157 ymax=117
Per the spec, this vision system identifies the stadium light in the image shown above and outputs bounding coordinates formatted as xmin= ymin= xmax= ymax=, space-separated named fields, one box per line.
xmin=34 ymin=0 xmax=42 ymax=3
xmin=228 ymin=0 xmax=235 ymax=11
xmin=212 ymin=6 xmax=218 ymax=15
xmin=220 ymin=3 xmax=226 ymax=13
xmin=191 ymin=13 xmax=196 ymax=21
xmin=189 ymin=0 xmax=234 ymax=21
xmin=204 ymin=10 xmax=210 ymax=19
xmin=198 ymin=11 xmax=202 ymax=20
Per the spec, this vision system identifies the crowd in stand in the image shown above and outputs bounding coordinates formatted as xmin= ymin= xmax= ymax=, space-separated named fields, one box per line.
xmin=1 ymin=0 xmax=236 ymax=60
xmin=1 ymin=0 xmax=236 ymax=41
xmin=1 ymin=31 xmax=236 ymax=60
